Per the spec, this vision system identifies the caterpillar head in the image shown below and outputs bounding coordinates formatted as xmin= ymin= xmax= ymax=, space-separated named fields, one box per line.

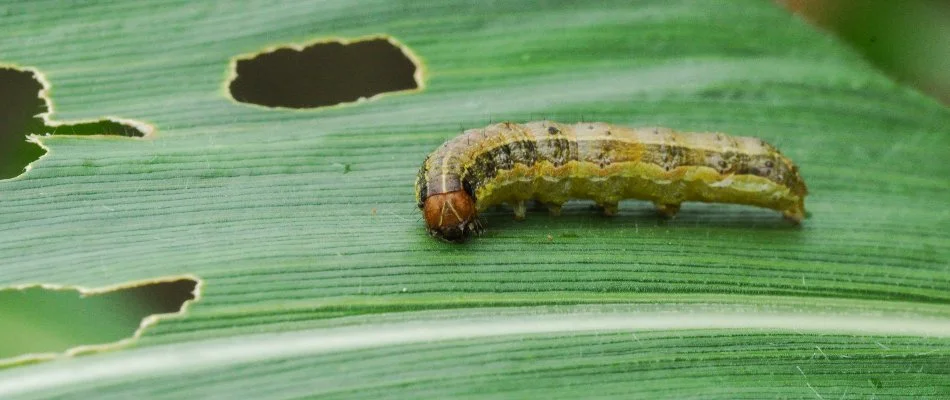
xmin=422 ymin=190 xmax=481 ymax=242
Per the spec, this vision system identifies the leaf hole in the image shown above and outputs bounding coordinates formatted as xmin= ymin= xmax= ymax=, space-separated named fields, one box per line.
xmin=0 ymin=277 xmax=198 ymax=366
xmin=0 ymin=66 xmax=149 ymax=180
xmin=227 ymin=36 xmax=423 ymax=109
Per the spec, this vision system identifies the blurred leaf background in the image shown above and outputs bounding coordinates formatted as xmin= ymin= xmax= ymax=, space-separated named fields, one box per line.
xmin=781 ymin=0 xmax=950 ymax=104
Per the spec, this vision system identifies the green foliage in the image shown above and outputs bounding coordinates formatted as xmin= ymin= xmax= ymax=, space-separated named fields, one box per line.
xmin=0 ymin=0 xmax=948 ymax=398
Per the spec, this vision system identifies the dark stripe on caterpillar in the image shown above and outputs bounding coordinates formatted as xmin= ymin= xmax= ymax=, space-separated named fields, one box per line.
xmin=416 ymin=121 xmax=808 ymax=242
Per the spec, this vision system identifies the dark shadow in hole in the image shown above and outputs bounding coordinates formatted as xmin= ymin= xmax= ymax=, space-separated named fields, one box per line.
xmin=45 ymin=120 xmax=146 ymax=137
xmin=0 ymin=67 xmax=147 ymax=180
xmin=0 ymin=279 xmax=197 ymax=360
xmin=0 ymin=68 xmax=46 ymax=180
xmin=229 ymin=37 xmax=421 ymax=109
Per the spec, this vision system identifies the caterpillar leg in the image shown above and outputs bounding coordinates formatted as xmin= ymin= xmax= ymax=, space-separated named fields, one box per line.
xmin=654 ymin=202 xmax=681 ymax=219
xmin=512 ymin=200 xmax=527 ymax=220
xmin=468 ymin=217 xmax=485 ymax=235
xmin=782 ymin=208 xmax=804 ymax=224
xmin=782 ymin=200 xmax=806 ymax=224
xmin=598 ymin=202 xmax=619 ymax=217
xmin=545 ymin=202 xmax=563 ymax=217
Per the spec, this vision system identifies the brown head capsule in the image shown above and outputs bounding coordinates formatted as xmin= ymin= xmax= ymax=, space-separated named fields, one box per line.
xmin=421 ymin=190 xmax=479 ymax=242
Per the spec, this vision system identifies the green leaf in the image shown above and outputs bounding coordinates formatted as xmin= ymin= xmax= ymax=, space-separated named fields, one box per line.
xmin=1 ymin=0 xmax=949 ymax=398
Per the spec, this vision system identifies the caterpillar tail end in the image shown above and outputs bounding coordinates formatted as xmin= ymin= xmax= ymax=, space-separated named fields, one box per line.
xmin=423 ymin=190 xmax=480 ymax=242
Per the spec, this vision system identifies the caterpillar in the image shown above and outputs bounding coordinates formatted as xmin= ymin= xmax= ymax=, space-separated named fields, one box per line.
xmin=415 ymin=121 xmax=807 ymax=242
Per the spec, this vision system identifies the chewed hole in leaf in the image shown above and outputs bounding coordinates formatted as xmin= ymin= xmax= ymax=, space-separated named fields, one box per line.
xmin=228 ymin=36 xmax=422 ymax=109
xmin=0 ymin=68 xmax=45 ymax=180
xmin=0 ymin=67 xmax=148 ymax=180
xmin=0 ymin=278 xmax=198 ymax=363
xmin=44 ymin=120 xmax=146 ymax=137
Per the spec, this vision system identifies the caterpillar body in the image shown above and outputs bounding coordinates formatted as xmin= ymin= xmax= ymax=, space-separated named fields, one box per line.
xmin=416 ymin=121 xmax=807 ymax=242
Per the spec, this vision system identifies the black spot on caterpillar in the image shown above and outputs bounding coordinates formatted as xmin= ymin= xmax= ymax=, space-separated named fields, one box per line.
xmin=416 ymin=121 xmax=808 ymax=242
